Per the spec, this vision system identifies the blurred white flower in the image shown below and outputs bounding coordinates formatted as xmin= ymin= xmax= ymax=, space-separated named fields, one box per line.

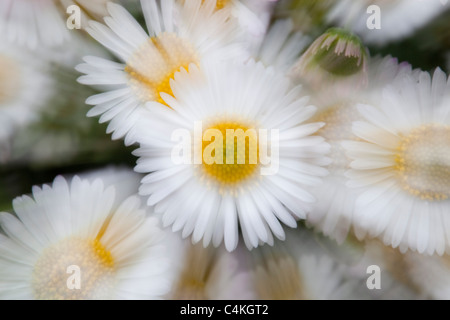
xmin=253 ymin=252 xmax=360 ymax=299
xmin=346 ymin=240 xmax=420 ymax=299
xmin=251 ymin=230 xmax=365 ymax=300
xmin=343 ymin=68 xmax=450 ymax=255
xmin=304 ymin=55 xmax=413 ymax=243
xmin=291 ymin=29 xmax=413 ymax=243
xmin=77 ymin=0 xmax=246 ymax=145
xmin=0 ymin=0 xmax=113 ymax=49
xmin=0 ymin=0 xmax=69 ymax=48
xmin=134 ymin=60 xmax=330 ymax=251
xmin=0 ymin=175 xmax=169 ymax=299
xmin=167 ymin=242 xmax=254 ymax=299
xmin=0 ymin=42 xmax=53 ymax=162
xmin=327 ymin=0 xmax=448 ymax=46
xmin=404 ymin=251 xmax=450 ymax=299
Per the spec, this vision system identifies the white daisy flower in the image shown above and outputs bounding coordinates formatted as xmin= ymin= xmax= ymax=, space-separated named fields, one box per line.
xmin=133 ymin=60 xmax=330 ymax=251
xmin=343 ymin=68 xmax=450 ymax=255
xmin=327 ymin=0 xmax=448 ymax=46
xmin=0 ymin=43 xmax=53 ymax=163
xmin=168 ymin=242 xmax=254 ymax=299
xmin=77 ymin=0 xmax=245 ymax=145
xmin=305 ymin=55 xmax=413 ymax=243
xmin=290 ymin=28 xmax=413 ymax=243
xmin=0 ymin=176 xmax=169 ymax=300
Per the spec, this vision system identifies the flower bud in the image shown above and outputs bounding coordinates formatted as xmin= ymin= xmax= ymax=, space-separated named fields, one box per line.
xmin=290 ymin=28 xmax=369 ymax=95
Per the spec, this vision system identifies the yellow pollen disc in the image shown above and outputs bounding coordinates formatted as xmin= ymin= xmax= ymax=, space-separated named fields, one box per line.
xmin=201 ymin=121 xmax=259 ymax=186
xmin=32 ymin=237 xmax=115 ymax=300
xmin=394 ymin=124 xmax=450 ymax=201
xmin=0 ymin=54 xmax=22 ymax=104
xmin=125 ymin=32 xmax=199 ymax=106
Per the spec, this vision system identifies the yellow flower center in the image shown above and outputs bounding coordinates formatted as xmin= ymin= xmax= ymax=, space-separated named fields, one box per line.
xmin=394 ymin=124 xmax=450 ymax=201
xmin=32 ymin=237 xmax=115 ymax=300
xmin=201 ymin=121 xmax=259 ymax=186
xmin=125 ymin=32 xmax=199 ymax=106
xmin=0 ymin=54 xmax=22 ymax=105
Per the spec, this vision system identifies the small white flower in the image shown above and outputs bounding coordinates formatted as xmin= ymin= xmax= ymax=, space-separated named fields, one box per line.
xmin=77 ymin=0 xmax=245 ymax=145
xmin=343 ymin=68 xmax=450 ymax=255
xmin=0 ymin=176 xmax=169 ymax=300
xmin=133 ymin=60 xmax=330 ymax=251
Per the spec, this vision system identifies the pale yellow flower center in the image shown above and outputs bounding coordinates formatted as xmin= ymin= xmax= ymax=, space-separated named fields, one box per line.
xmin=395 ymin=124 xmax=450 ymax=201
xmin=125 ymin=32 xmax=199 ymax=106
xmin=201 ymin=121 xmax=260 ymax=186
xmin=32 ymin=237 xmax=115 ymax=300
